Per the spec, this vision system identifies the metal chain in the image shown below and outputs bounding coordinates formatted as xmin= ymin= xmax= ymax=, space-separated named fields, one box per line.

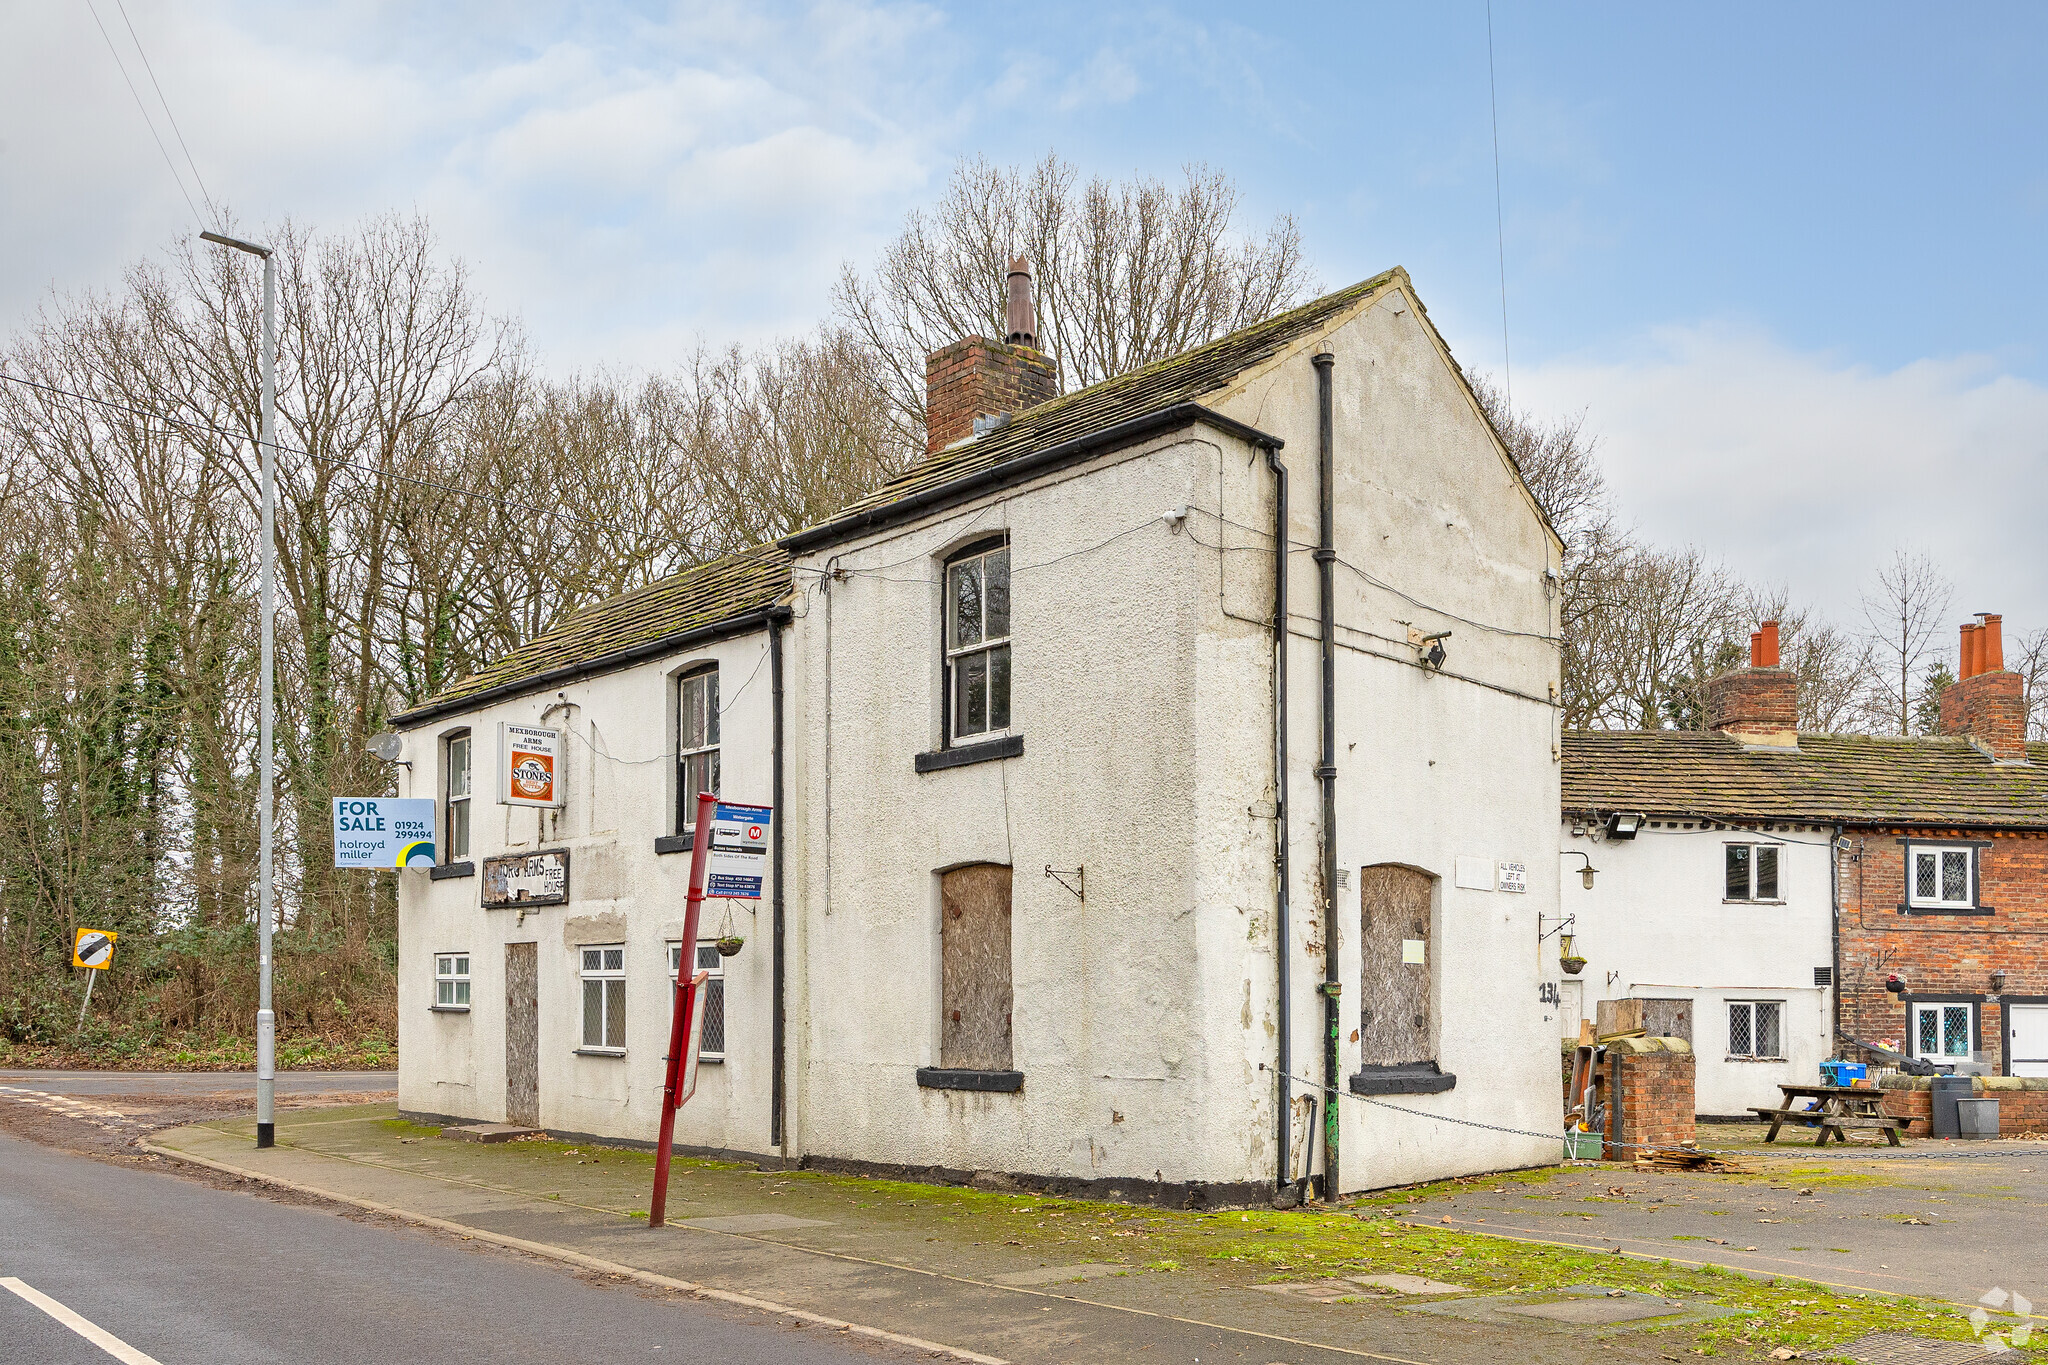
xmin=1263 ymin=1065 xmax=2048 ymax=1162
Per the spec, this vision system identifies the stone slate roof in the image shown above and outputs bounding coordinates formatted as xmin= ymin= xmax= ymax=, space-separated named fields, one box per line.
xmin=395 ymin=269 xmax=1411 ymax=724
xmin=393 ymin=542 xmax=790 ymax=724
xmin=790 ymin=268 xmax=1403 ymax=542
xmin=1562 ymin=730 xmax=2048 ymax=829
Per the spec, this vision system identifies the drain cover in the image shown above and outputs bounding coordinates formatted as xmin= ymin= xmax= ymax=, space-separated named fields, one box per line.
xmin=1503 ymin=1297 xmax=1686 ymax=1325
xmin=1827 ymin=1334 xmax=2004 ymax=1365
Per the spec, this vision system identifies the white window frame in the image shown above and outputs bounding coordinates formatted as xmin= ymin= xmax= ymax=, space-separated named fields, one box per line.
xmin=445 ymin=731 xmax=472 ymax=861
xmin=1907 ymin=844 xmax=1976 ymax=911
xmin=434 ymin=953 xmax=470 ymax=1011
xmin=668 ymin=941 xmax=726 ymax=1063
xmin=677 ymin=667 xmax=719 ymax=833
xmin=1726 ymin=999 xmax=1784 ymax=1060
xmin=944 ymin=539 xmax=1012 ymax=744
xmin=579 ymin=944 xmax=627 ymax=1054
xmin=1724 ymin=842 xmax=1783 ymax=902
xmin=1911 ymin=1000 xmax=1975 ymax=1060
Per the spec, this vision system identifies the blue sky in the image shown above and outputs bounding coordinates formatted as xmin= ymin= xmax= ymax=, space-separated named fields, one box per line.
xmin=5 ymin=1 xmax=2045 ymax=641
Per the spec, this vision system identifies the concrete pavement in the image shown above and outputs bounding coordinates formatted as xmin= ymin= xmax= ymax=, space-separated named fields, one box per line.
xmin=0 ymin=1068 xmax=396 ymax=1097
xmin=142 ymin=1103 xmax=2017 ymax=1365
xmin=0 ymin=1127 xmax=919 ymax=1365
xmin=1384 ymin=1125 xmax=2048 ymax=1306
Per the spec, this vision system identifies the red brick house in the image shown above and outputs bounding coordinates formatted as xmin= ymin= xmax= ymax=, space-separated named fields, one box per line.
xmin=1563 ymin=616 xmax=2048 ymax=1092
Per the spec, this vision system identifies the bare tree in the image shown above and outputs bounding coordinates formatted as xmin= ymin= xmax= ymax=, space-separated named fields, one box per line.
xmin=2011 ymin=626 xmax=2048 ymax=742
xmin=1858 ymin=548 xmax=1953 ymax=735
xmin=835 ymin=153 xmax=1315 ymax=441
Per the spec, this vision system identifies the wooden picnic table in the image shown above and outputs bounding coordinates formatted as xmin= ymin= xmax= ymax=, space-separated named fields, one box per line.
xmin=1750 ymin=1083 xmax=1908 ymax=1146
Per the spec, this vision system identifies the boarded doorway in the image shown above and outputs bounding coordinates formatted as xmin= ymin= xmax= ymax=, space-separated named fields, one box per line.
xmin=939 ymin=864 xmax=1013 ymax=1071
xmin=505 ymin=941 xmax=539 ymax=1127
xmin=1359 ymin=865 xmax=1434 ymax=1065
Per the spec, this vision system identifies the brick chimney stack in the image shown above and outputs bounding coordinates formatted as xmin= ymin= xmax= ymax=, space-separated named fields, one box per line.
xmin=923 ymin=256 xmax=1061 ymax=454
xmin=1939 ymin=613 xmax=2029 ymax=761
xmin=1706 ymin=619 xmax=1799 ymax=748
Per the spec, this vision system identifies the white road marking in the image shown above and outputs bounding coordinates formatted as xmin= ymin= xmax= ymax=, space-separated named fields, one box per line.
xmin=0 ymin=1277 xmax=164 ymax=1364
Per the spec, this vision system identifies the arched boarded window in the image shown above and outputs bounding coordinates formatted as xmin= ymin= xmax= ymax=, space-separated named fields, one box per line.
xmin=939 ymin=863 xmax=1014 ymax=1072
xmin=1358 ymin=865 xmax=1436 ymax=1069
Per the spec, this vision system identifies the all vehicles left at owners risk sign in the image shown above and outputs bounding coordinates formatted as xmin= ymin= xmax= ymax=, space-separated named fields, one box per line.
xmin=333 ymin=797 xmax=439 ymax=869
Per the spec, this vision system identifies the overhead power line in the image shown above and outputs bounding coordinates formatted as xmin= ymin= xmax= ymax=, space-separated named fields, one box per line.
xmin=113 ymin=0 xmax=215 ymax=213
xmin=1486 ymin=0 xmax=1512 ymax=404
xmin=83 ymin=0 xmax=203 ymax=225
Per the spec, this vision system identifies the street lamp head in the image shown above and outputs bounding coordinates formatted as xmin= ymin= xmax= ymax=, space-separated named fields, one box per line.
xmin=200 ymin=230 xmax=272 ymax=259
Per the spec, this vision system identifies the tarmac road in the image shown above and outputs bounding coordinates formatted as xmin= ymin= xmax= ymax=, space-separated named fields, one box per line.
xmin=0 ymin=1129 xmax=918 ymax=1365
xmin=0 ymin=1069 xmax=398 ymax=1098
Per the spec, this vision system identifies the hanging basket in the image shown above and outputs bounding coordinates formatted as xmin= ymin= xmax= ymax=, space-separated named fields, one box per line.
xmin=715 ymin=936 xmax=746 ymax=958
xmin=1560 ymin=955 xmax=1587 ymax=976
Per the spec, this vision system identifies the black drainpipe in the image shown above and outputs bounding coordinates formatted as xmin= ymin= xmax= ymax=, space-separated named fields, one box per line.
xmin=1265 ymin=444 xmax=1292 ymax=1193
xmin=1312 ymin=350 xmax=1341 ymax=1201
xmin=769 ymin=613 xmax=788 ymax=1151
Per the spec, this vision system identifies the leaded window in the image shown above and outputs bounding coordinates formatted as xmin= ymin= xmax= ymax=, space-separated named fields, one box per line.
xmin=580 ymin=945 xmax=626 ymax=1052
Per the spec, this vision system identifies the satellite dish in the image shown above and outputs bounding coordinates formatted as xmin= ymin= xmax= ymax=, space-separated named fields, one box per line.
xmin=367 ymin=732 xmax=404 ymax=762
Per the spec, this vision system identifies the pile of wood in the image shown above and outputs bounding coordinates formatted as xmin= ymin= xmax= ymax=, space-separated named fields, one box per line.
xmin=1633 ymin=1143 xmax=1747 ymax=1174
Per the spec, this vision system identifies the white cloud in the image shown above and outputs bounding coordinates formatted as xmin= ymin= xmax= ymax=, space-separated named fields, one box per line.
xmin=1518 ymin=323 xmax=2048 ymax=642
xmin=0 ymin=0 xmax=947 ymax=367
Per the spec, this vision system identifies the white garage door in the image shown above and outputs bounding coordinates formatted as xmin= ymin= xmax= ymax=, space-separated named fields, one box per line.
xmin=2012 ymin=1005 xmax=2048 ymax=1078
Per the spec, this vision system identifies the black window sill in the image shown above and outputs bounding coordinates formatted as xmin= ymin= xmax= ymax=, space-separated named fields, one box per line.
xmin=917 ymin=1067 xmax=1024 ymax=1093
xmin=1350 ymin=1062 xmax=1456 ymax=1096
xmin=655 ymin=831 xmax=696 ymax=856
xmin=915 ymin=734 xmax=1023 ymax=773
xmin=430 ymin=862 xmax=475 ymax=881
xmin=1724 ymin=1055 xmax=1789 ymax=1063
xmin=429 ymin=1005 xmax=471 ymax=1014
xmin=574 ymin=1047 xmax=627 ymax=1058
xmin=1901 ymin=903 xmax=1994 ymax=916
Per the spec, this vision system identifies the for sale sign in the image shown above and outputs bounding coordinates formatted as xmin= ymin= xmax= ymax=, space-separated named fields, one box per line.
xmin=333 ymin=797 xmax=439 ymax=868
xmin=500 ymin=723 xmax=563 ymax=808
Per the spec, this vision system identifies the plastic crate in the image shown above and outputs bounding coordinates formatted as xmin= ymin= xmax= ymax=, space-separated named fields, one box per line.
xmin=1563 ymin=1129 xmax=1603 ymax=1161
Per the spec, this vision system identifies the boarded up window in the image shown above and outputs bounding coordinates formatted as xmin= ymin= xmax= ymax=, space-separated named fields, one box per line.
xmin=940 ymin=864 xmax=1013 ymax=1071
xmin=1359 ymin=864 xmax=1434 ymax=1066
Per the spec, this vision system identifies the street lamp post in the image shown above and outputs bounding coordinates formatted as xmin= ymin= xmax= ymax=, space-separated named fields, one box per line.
xmin=201 ymin=229 xmax=278 ymax=1149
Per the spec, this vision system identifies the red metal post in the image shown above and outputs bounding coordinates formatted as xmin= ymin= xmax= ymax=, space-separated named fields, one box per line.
xmin=650 ymin=790 xmax=717 ymax=1228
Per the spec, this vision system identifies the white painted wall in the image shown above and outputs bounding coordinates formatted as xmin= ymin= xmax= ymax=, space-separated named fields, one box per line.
xmin=394 ymin=627 xmax=782 ymax=1151
xmin=787 ymin=281 xmax=1563 ymax=1193
xmin=397 ymin=275 xmax=1566 ymax=1194
xmin=1557 ymin=818 xmax=1837 ymax=1116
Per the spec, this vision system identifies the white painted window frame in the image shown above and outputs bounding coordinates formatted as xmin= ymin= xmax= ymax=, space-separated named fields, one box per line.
xmin=1907 ymin=844 xmax=1975 ymax=910
xmin=434 ymin=952 xmax=470 ymax=1010
xmin=677 ymin=666 xmax=720 ymax=833
xmin=1726 ymin=999 xmax=1784 ymax=1060
xmin=579 ymin=944 xmax=627 ymax=1054
xmin=943 ymin=539 xmax=1012 ymax=745
xmin=1911 ymin=1000 xmax=1974 ymax=1059
xmin=667 ymin=941 xmax=726 ymax=1062
xmin=445 ymin=731 xmax=472 ymax=860
xmin=1722 ymin=841 xmax=1783 ymax=903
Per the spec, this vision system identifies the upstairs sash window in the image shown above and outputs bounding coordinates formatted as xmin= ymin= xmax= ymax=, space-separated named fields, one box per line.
xmin=945 ymin=541 xmax=1011 ymax=743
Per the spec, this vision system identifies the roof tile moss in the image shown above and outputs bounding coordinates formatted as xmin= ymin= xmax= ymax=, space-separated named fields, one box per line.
xmin=396 ymin=271 xmax=1406 ymax=722
xmin=397 ymin=542 xmax=790 ymax=721
xmin=1562 ymin=730 xmax=2048 ymax=828
xmin=794 ymin=269 xmax=1401 ymax=536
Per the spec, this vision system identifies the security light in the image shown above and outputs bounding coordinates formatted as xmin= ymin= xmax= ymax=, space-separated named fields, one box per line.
xmin=1607 ymin=812 xmax=1644 ymax=840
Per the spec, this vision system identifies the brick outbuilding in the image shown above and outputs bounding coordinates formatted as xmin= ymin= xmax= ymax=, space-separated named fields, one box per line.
xmin=1562 ymin=617 xmax=2048 ymax=1104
